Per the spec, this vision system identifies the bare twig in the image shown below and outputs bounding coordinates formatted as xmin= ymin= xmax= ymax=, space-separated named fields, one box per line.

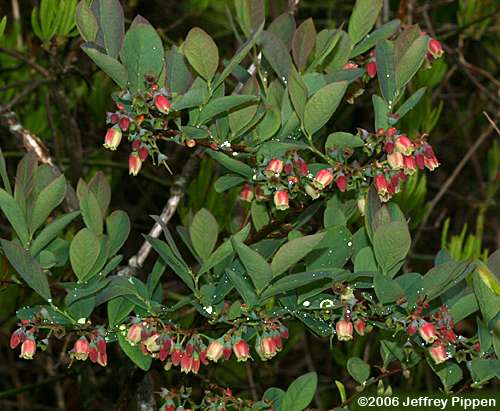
xmin=0 ymin=46 xmax=50 ymax=78
xmin=412 ymin=116 xmax=495 ymax=249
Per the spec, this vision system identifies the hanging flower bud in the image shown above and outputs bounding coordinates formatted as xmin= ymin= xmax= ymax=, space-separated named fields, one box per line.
xmin=313 ymin=169 xmax=334 ymax=190
xmin=395 ymin=135 xmax=414 ymax=155
xmin=343 ymin=62 xmax=358 ymax=70
xmin=429 ymin=343 xmax=449 ymax=364
xmin=387 ymin=152 xmax=404 ymax=169
xmin=280 ymin=325 xmax=289 ymax=340
xmin=127 ymin=324 xmax=143 ymax=345
xmin=97 ymin=339 xmax=107 ymax=367
xmin=233 ymin=339 xmax=250 ymax=362
xmin=374 ymin=174 xmax=389 ymax=196
xmin=403 ymin=155 xmax=417 ymax=175
xmin=265 ymin=158 xmax=284 ymax=177
xmin=191 ymin=352 xmax=201 ymax=374
xmin=295 ymin=157 xmax=309 ymax=175
xmin=257 ymin=335 xmax=277 ymax=360
xmin=154 ymin=94 xmax=171 ymax=114
xmin=354 ymin=319 xmax=366 ymax=336
xmin=419 ymin=322 xmax=438 ymax=343
xmin=171 ymin=345 xmax=183 ymax=366
xmin=103 ymin=126 xmax=122 ymax=150
xmin=239 ymin=184 xmax=254 ymax=202
xmin=110 ymin=113 xmax=119 ymax=124
xmin=138 ymin=147 xmax=149 ymax=161
xmin=159 ymin=337 xmax=172 ymax=362
xmin=335 ymin=175 xmax=348 ymax=192
xmin=284 ymin=162 xmax=293 ymax=175
xmin=223 ymin=342 xmax=232 ymax=360
xmin=89 ymin=345 xmax=98 ymax=363
xmin=288 ymin=175 xmax=299 ymax=185
xmin=386 ymin=127 xmax=397 ymax=137
xmin=206 ymin=339 xmax=224 ymax=362
xmin=415 ymin=153 xmax=425 ymax=170
xmin=180 ymin=353 xmax=193 ymax=373
xmin=336 ymin=320 xmax=353 ymax=341
xmin=443 ymin=329 xmax=457 ymax=344
xmin=274 ymin=190 xmax=289 ymax=211
xmin=10 ymin=329 xmax=24 ymax=349
xmin=424 ymin=154 xmax=439 ymax=171
xmin=385 ymin=141 xmax=395 ymax=154
xmin=305 ymin=184 xmax=320 ymax=199
xmin=73 ymin=337 xmax=90 ymax=361
xmin=160 ymin=400 xmax=176 ymax=411
xmin=427 ymin=38 xmax=444 ymax=59
xmin=20 ymin=338 xmax=36 ymax=359
xmin=132 ymin=139 xmax=141 ymax=151
xmin=200 ymin=349 xmax=208 ymax=365
xmin=119 ymin=117 xmax=130 ymax=131
xmin=366 ymin=61 xmax=377 ymax=78
xmin=129 ymin=153 xmax=142 ymax=176
xmin=407 ymin=322 xmax=418 ymax=336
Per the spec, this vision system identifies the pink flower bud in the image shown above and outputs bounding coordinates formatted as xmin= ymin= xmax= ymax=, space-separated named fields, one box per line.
xmin=159 ymin=337 xmax=172 ymax=362
xmin=127 ymin=324 xmax=142 ymax=345
xmin=424 ymin=155 xmax=439 ymax=171
xmin=407 ymin=323 xmax=418 ymax=336
xmin=415 ymin=153 xmax=425 ymax=170
xmin=343 ymin=62 xmax=358 ymax=70
xmin=274 ymin=190 xmax=289 ymax=211
xmin=295 ymin=158 xmax=309 ymax=175
xmin=129 ymin=153 xmax=142 ymax=176
xmin=233 ymin=339 xmax=250 ymax=362
xmin=335 ymin=175 xmax=348 ymax=192
xmin=284 ymin=162 xmax=293 ymax=175
xmin=419 ymin=322 xmax=438 ymax=343
xmin=313 ymin=169 xmax=334 ymax=190
xmin=366 ymin=61 xmax=377 ymax=78
xmin=110 ymin=113 xmax=119 ymax=123
xmin=374 ymin=174 xmax=389 ymax=195
xmin=239 ymin=184 xmax=254 ymax=202
xmin=223 ymin=342 xmax=232 ymax=360
xmin=258 ymin=336 xmax=277 ymax=360
xmin=154 ymin=94 xmax=171 ymax=114
xmin=429 ymin=343 xmax=449 ymax=364
xmin=395 ymin=135 xmax=414 ymax=155
xmin=73 ymin=337 xmax=90 ymax=361
xmin=443 ymin=329 xmax=457 ymax=344
xmin=103 ymin=126 xmax=122 ymax=150
xmin=10 ymin=329 xmax=24 ymax=349
xmin=280 ymin=326 xmax=289 ymax=339
xmin=89 ymin=345 xmax=98 ymax=363
xmin=200 ymin=349 xmax=208 ymax=365
xmin=119 ymin=117 xmax=130 ymax=131
xmin=20 ymin=338 xmax=36 ymax=360
xmin=180 ymin=353 xmax=193 ymax=373
xmin=386 ymin=127 xmax=397 ymax=137
xmin=387 ymin=152 xmax=404 ymax=169
xmin=265 ymin=158 xmax=284 ymax=177
xmin=354 ymin=319 xmax=366 ymax=336
xmin=171 ymin=345 xmax=183 ymax=366
xmin=207 ymin=339 xmax=224 ymax=362
xmin=428 ymin=38 xmax=444 ymax=59
xmin=132 ymin=139 xmax=141 ymax=151
xmin=191 ymin=352 xmax=201 ymax=374
xmin=403 ymin=155 xmax=417 ymax=175
xmin=138 ymin=147 xmax=149 ymax=161
xmin=385 ymin=141 xmax=395 ymax=154
xmin=336 ymin=320 xmax=353 ymax=341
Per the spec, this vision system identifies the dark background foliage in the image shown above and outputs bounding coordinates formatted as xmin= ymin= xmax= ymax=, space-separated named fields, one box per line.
xmin=0 ymin=0 xmax=498 ymax=410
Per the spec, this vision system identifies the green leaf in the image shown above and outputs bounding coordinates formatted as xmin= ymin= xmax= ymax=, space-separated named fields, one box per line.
xmin=354 ymin=247 xmax=378 ymax=272
xmin=79 ymin=189 xmax=103 ymax=235
xmin=206 ymin=150 xmax=253 ymax=178
xmin=251 ymin=201 xmax=269 ymax=231
xmin=292 ymin=18 xmax=316 ymax=71
xmin=226 ymin=266 xmax=258 ymax=307
xmin=423 ymin=261 xmax=471 ymax=302
xmin=261 ymin=271 xmax=336 ymax=300
xmin=81 ymin=44 xmax=127 ymax=88
xmin=108 ymin=297 xmax=135 ymax=327
xmin=106 ymin=210 xmax=131 ymax=256
xmin=0 ymin=188 xmax=30 ymax=245
xmin=396 ymin=272 xmax=424 ymax=308
xmin=396 ymin=35 xmax=429 ymax=90
xmin=374 ymin=272 xmax=404 ymax=304
xmin=147 ymin=237 xmax=195 ymax=292
xmin=281 ymin=372 xmax=317 ymax=411
xmin=271 ymin=233 xmax=325 ymax=277
xmin=92 ymin=0 xmax=124 ymax=58
xmin=268 ymin=12 xmax=295 ymax=48
xmin=373 ymin=221 xmax=411 ymax=277
xmin=30 ymin=211 xmax=80 ymax=257
xmin=304 ymin=82 xmax=347 ymax=135
xmin=165 ymin=46 xmax=192 ymax=95
xmin=469 ymin=358 xmax=500 ymax=386
xmin=261 ymin=30 xmax=292 ymax=83
xmin=88 ymin=172 xmax=111 ymax=216
xmin=306 ymin=225 xmax=353 ymax=271
xmin=372 ymin=95 xmax=389 ymax=132
xmin=448 ymin=292 xmax=478 ymax=323
xmin=214 ymin=175 xmax=246 ymax=193
xmin=121 ymin=19 xmax=164 ymax=93
xmin=234 ymin=0 xmax=264 ymax=37
xmin=0 ymin=147 xmax=11 ymax=195
xmin=1 ymin=239 xmax=51 ymax=301
xmin=348 ymin=0 xmax=383 ymax=45
xmin=30 ymin=174 xmax=66 ymax=234
xmin=309 ymin=29 xmax=340 ymax=70
xmin=288 ymin=66 xmax=308 ymax=121
xmin=76 ymin=0 xmax=98 ymax=42
xmin=350 ymin=19 xmax=400 ymax=58
xmin=198 ymin=95 xmax=258 ymax=124
xmin=347 ymin=357 xmax=370 ymax=384
xmin=433 ymin=362 xmax=463 ymax=391
xmin=335 ymin=381 xmax=347 ymax=404
xmin=184 ymin=27 xmax=219 ymax=82
xmin=325 ymin=132 xmax=364 ymax=149
xmin=214 ymin=22 xmax=264 ymax=89
xmin=190 ymin=208 xmax=218 ymax=261
xmin=376 ymin=40 xmax=397 ymax=105
xmin=472 ymin=270 xmax=500 ymax=323
xmin=117 ymin=332 xmax=152 ymax=371
xmin=396 ymin=87 xmax=426 ymax=120
xmin=0 ymin=16 xmax=6 ymax=40
xmin=69 ymin=228 xmax=100 ymax=282
xmin=232 ymin=239 xmax=272 ymax=293
xmin=256 ymin=106 xmax=281 ymax=141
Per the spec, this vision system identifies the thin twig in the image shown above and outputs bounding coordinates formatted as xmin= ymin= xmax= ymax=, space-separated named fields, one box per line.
xmin=0 ymin=46 xmax=50 ymax=78
xmin=412 ymin=115 xmax=495 ymax=249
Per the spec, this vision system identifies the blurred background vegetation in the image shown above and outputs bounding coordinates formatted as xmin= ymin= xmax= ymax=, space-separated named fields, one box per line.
xmin=0 ymin=0 xmax=498 ymax=410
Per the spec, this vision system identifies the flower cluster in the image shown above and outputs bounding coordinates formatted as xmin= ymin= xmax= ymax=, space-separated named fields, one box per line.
xmin=407 ymin=305 xmax=459 ymax=364
xmin=103 ymin=79 xmax=174 ymax=175
xmin=239 ymin=127 xmax=439 ymax=209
